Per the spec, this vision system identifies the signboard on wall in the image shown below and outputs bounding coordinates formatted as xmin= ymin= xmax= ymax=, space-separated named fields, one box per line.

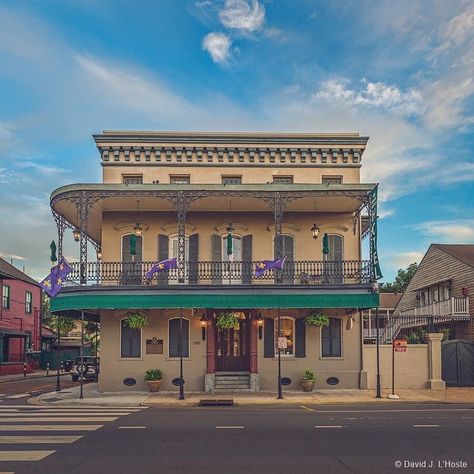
xmin=146 ymin=337 xmax=164 ymax=354
xmin=394 ymin=339 xmax=407 ymax=352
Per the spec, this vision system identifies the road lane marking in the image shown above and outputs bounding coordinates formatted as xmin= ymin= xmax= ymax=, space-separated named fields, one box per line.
xmin=216 ymin=426 xmax=244 ymax=429
xmin=413 ymin=424 xmax=439 ymax=428
xmin=300 ymin=405 xmax=316 ymax=412
xmin=315 ymin=425 xmax=343 ymax=429
xmin=0 ymin=412 xmax=133 ymax=416
xmin=0 ymin=425 xmax=103 ymax=431
xmin=0 ymin=435 xmax=82 ymax=444
xmin=0 ymin=451 xmax=55 ymax=461
xmin=0 ymin=417 xmax=118 ymax=422
xmin=118 ymin=426 xmax=146 ymax=429
xmin=5 ymin=393 xmax=31 ymax=399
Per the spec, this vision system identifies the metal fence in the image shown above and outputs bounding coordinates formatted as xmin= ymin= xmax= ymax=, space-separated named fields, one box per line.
xmin=65 ymin=259 xmax=373 ymax=286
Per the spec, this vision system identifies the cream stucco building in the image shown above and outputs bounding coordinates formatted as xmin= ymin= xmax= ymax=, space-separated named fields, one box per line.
xmin=50 ymin=131 xmax=382 ymax=393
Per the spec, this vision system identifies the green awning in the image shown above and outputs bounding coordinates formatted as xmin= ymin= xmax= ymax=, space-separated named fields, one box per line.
xmin=51 ymin=291 xmax=379 ymax=311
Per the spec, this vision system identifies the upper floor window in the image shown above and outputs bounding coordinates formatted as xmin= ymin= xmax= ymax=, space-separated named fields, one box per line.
xmin=122 ymin=175 xmax=143 ymax=185
xmin=273 ymin=176 xmax=293 ymax=184
xmin=120 ymin=319 xmax=141 ymax=358
xmin=2 ymin=285 xmax=10 ymax=309
xmin=170 ymin=175 xmax=190 ymax=184
xmin=168 ymin=318 xmax=190 ymax=358
xmin=322 ymin=176 xmax=343 ymax=185
xmin=322 ymin=318 xmax=342 ymax=357
xmin=25 ymin=291 xmax=32 ymax=314
xmin=274 ymin=317 xmax=295 ymax=356
xmin=222 ymin=176 xmax=242 ymax=185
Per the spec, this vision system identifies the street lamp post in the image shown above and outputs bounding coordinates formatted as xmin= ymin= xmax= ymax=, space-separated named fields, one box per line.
xmin=178 ymin=308 xmax=184 ymax=400
xmin=55 ymin=322 xmax=61 ymax=392
xmin=375 ymin=306 xmax=381 ymax=398
xmin=277 ymin=309 xmax=283 ymax=400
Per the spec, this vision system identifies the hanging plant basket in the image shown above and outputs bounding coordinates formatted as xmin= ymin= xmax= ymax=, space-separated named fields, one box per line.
xmin=304 ymin=313 xmax=330 ymax=327
xmin=125 ymin=311 xmax=148 ymax=329
xmin=216 ymin=312 xmax=239 ymax=330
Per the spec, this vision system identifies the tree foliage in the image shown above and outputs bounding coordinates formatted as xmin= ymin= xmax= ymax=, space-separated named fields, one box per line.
xmin=380 ymin=263 xmax=418 ymax=293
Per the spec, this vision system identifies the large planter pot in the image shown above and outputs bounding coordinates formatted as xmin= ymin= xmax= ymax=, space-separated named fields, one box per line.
xmin=301 ymin=379 xmax=315 ymax=392
xmin=147 ymin=380 xmax=162 ymax=392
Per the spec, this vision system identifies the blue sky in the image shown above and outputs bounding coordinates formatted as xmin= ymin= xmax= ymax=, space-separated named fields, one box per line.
xmin=0 ymin=0 xmax=473 ymax=281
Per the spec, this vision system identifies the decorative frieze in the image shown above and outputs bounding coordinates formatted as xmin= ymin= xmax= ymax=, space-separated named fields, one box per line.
xmin=98 ymin=145 xmax=365 ymax=166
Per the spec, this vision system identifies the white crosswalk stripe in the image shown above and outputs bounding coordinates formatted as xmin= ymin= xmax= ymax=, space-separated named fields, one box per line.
xmin=0 ymin=405 xmax=146 ymax=466
xmin=5 ymin=394 xmax=31 ymax=399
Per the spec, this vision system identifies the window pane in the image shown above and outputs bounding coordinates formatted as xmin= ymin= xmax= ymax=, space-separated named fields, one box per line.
xmin=169 ymin=319 xmax=189 ymax=357
xmin=222 ymin=176 xmax=242 ymax=185
xmin=322 ymin=318 xmax=341 ymax=357
xmin=122 ymin=175 xmax=143 ymax=184
xmin=274 ymin=317 xmax=294 ymax=356
xmin=120 ymin=320 xmax=141 ymax=358
xmin=322 ymin=176 xmax=343 ymax=184
xmin=273 ymin=176 xmax=293 ymax=183
xmin=170 ymin=175 xmax=190 ymax=184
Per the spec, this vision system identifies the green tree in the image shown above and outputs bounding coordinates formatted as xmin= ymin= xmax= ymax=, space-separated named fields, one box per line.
xmin=380 ymin=262 xmax=418 ymax=293
xmin=42 ymin=293 xmax=76 ymax=335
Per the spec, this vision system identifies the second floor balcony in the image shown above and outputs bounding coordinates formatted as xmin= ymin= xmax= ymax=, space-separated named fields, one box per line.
xmin=398 ymin=296 xmax=470 ymax=317
xmin=67 ymin=259 xmax=373 ymax=288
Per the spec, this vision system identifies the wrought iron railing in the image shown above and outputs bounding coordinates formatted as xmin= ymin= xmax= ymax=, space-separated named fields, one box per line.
xmin=65 ymin=259 xmax=373 ymax=287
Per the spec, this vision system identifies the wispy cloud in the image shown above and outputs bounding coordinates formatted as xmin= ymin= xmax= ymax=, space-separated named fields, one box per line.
xmin=393 ymin=251 xmax=424 ymax=268
xmin=202 ymin=32 xmax=232 ymax=63
xmin=219 ymin=0 xmax=265 ymax=32
xmin=413 ymin=219 xmax=474 ymax=243
xmin=312 ymin=78 xmax=422 ymax=115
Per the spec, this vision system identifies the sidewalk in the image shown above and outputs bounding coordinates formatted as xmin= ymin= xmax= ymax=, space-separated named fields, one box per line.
xmin=33 ymin=383 xmax=474 ymax=407
xmin=0 ymin=370 xmax=68 ymax=384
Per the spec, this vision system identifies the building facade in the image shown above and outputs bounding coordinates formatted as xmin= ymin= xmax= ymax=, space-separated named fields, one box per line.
xmin=0 ymin=258 xmax=42 ymax=375
xmin=49 ymin=131 xmax=380 ymax=392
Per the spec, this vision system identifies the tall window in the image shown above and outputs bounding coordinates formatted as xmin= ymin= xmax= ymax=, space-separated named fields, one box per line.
xmin=322 ymin=318 xmax=342 ymax=357
xmin=168 ymin=318 xmax=190 ymax=357
xmin=170 ymin=175 xmax=190 ymax=184
xmin=122 ymin=175 xmax=143 ymax=184
xmin=222 ymin=176 xmax=242 ymax=185
xmin=2 ymin=285 xmax=10 ymax=309
xmin=120 ymin=319 xmax=141 ymax=358
xmin=25 ymin=291 xmax=32 ymax=314
xmin=274 ymin=317 xmax=295 ymax=356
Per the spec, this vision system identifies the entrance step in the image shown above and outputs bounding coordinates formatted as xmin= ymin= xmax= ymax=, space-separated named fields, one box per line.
xmin=214 ymin=373 xmax=250 ymax=391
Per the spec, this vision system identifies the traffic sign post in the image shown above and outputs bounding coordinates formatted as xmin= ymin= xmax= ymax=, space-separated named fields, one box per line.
xmin=388 ymin=339 xmax=407 ymax=399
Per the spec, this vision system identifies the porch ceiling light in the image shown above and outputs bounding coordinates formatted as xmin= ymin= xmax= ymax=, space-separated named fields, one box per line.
xmin=97 ymin=248 xmax=102 ymax=260
xmin=73 ymin=228 xmax=81 ymax=242
xmin=311 ymin=223 xmax=320 ymax=239
xmin=226 ymin=223 xmax=235 ymax=236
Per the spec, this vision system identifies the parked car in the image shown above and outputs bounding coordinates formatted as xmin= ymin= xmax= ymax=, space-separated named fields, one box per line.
xmin=71 ymin=356 xmax=100 ymax=382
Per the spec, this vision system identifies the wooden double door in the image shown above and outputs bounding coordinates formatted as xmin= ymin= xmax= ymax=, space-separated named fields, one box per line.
xmin=216 ymin=312 xmax=250 ymax=372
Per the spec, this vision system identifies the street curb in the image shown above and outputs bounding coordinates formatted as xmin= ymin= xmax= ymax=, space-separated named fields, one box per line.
xmin=0 ymin=373 xmax=69 ymax=384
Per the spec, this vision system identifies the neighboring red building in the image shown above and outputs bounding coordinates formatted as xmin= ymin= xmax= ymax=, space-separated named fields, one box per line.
xmin=0 ymin=258 xmax=41 ymax=375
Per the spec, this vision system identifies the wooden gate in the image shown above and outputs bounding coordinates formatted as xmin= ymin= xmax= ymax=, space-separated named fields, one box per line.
xmin=442 ymin=340 xmax=474 ymax=387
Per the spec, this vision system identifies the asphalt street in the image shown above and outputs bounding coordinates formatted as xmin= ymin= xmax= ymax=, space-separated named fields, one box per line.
xmin=0 ymin=401 xmax=472 ymax=474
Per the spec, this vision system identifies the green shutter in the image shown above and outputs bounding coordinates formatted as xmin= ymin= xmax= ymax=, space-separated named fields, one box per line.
xmin=264 ymin=318 xmax=274 ymax=358
xmin=157 ymin=235 xmax=169 ymax=286
xmin=242 ymin=234 xmax=252 ymax=284
xmin=295 ymin=318 xmax=306 ymax=358
xmin=211 ymin=234 xmax=222 ymax=284
xmin=189 ymin=234 xmax=199 ymax=284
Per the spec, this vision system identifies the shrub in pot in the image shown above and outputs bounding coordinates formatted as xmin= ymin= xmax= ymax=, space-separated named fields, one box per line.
xmin=216 ymin=312 xmax=239 ymax=330
xmin=305 ymin=313 xmax=330 ymax=327
xmin=125 ymin=312 xmax=148 ymax=329
xmin=145 ymin=369 xmax=163 ymax=392
xmin=301 ymin=368 xmax=315 ymax=392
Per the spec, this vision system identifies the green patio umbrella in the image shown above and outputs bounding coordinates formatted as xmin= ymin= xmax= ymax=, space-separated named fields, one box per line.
xmin=50 ymin=240 xmax=57 ymax=264
xmin=130 ymin=234 xmax=137 ymax=256
xmin=322 ymin=233 xmax=330 ymax=255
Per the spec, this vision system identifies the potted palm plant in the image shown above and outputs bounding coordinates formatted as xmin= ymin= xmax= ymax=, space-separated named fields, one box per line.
xmin=145 ymin=369 xmax=163 ymax=392
xmin=304 ymin=313 xmax=330 ymax=327
xmin=301 ymin=368 xmax=315 ymax=392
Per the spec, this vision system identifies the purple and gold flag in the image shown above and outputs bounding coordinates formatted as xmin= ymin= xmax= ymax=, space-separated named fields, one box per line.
xmin=40 ymin=257 xmax=72 ymax=298
xmin=146 ymin=257 xmax=177 ymax=280
xmin=255 ymin=256 xmax=286 ymax=278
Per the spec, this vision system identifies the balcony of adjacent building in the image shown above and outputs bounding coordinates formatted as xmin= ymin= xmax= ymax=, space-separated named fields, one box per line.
xmin=398 ymin=296 xmax=470 ymax=318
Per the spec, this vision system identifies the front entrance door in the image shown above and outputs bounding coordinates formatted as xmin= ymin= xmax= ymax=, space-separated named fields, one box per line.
xmin=216 ymin=312 xmax=250 ymax=372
